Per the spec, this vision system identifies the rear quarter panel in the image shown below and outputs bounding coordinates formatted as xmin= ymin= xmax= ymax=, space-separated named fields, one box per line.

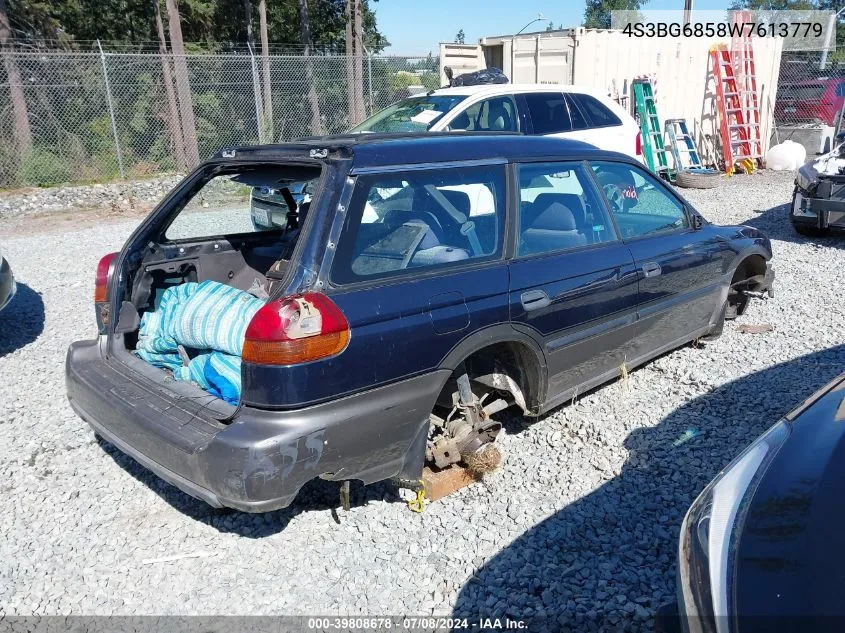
xmin=241 ymin=264 xmax=511 ymax=408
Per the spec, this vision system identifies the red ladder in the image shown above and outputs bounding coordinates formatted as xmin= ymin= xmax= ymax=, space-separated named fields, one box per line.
xmin=730 ymin=11 xmax=763 ymax=170
xmin=710 ymin=44 xmax=755 ymax=175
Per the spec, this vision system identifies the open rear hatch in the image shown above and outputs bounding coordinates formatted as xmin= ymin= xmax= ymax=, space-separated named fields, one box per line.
xmin=100 ymin=157 xmax=328 ymax=418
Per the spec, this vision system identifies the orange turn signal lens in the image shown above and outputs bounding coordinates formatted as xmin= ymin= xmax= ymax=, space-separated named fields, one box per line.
xmin=242 ymin=330 xmax=350 ymax=365
xmin=242 ymin=293 xmax=351 ymax=365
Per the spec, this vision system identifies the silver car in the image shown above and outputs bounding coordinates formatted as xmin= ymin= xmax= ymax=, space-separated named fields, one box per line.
xmin=0 ymin=247 xmax=15 ymax=312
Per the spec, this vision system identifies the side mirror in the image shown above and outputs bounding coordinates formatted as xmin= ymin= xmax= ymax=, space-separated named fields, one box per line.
xmin=692 ymin=214 xmax=704 ymax=230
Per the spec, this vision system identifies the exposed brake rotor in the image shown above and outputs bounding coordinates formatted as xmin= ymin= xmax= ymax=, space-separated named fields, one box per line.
xmin=426 ymin=372 xmax=506 ymax=471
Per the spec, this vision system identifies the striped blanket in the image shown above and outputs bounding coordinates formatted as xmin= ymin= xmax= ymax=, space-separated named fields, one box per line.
xmin=136 ymin=280 xmax=265 ymax=404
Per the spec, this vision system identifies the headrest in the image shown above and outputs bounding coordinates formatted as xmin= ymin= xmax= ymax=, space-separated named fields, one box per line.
xmin=450 ymin=111 xmax=471 ymax=130
xmin=487 ymin=100 xmax=511 ymax=130
xmin=440 ymin=189 xmax=471 ymax=217
xmin=532 ymin=193 xmax=585 ymax=222
xmin=529 ymin=202 xmax=577 ymax=232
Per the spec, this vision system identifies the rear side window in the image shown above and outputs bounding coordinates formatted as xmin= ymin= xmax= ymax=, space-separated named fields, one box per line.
xmin=569 ymin=93 xmax=622 ymax=128
xmin=565 ymin=95 xmax=590 ymax=130
xmin=332 ymin=165 xmax=506 ymax=283
xmin=523 ymin=92 xmax=572 ymax=134
xmin=163 ymin=166 xmax=321 ymax=241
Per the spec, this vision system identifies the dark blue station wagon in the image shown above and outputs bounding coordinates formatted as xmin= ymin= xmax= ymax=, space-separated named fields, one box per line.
xmin=66 ymin=134 xmax=775 ymax=512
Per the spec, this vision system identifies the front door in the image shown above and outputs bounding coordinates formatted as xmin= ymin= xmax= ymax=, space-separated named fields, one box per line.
xmin=508 ymin=161 xmax=640 ymax=405
xmin=589 ymin=160 xmax=726 ymax=363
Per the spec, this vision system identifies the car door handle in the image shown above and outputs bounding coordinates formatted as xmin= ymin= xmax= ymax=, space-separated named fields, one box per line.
xmin=642 ymin=262 xmax=662 ymax=278
xmin=521 ymin=289 xmax=551 ymax=311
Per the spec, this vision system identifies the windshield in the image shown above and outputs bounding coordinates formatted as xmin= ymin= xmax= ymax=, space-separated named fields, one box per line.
xmin=349 ymin=95 xmax=467 ymax=133
xmin=778 ymin=83 xmax=826 ymax=101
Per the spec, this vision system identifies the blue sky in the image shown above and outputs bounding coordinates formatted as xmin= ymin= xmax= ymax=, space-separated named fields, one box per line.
xmin=374 ymin=0 xmax=734 ymax=56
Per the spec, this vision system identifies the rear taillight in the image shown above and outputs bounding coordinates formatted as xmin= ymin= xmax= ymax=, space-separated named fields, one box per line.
xmin=635 ymin=130 xmax=643 ymax=156
xmin=94 ymin=252 xmax=117 ymax=303
xmin=243 ymin=292 xmax=350 ymax=365
xmin=94 ymin=252 xmax=118 ymax=334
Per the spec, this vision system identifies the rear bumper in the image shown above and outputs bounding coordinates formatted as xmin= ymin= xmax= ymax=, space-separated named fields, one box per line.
xmin=66 ymin=339 xmax=446 ymax=512
xmin=0 ymin=257 xmax=16 ymax=312
xmin=792 ymin=189 xmax=845 ymax=230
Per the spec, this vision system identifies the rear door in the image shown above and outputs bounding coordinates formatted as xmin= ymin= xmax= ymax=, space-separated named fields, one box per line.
xmin=589 ymin=160 xmax=726 ymax=363
xmin=508 ymin=161 xmax=640 ymax=403
xmin=566 ymin=92 xmax=633 ymax=156
xmin=324 ymin=162 xmax=511 ymax=396
xmin=521 ymin=91 xmax=577 ymax=140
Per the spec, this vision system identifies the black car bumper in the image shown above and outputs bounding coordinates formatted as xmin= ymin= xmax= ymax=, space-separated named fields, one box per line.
xmin=0 ymin=257 xmax=16 ymax=312
xmin=66 ymin=338 xmax=445 ymax=512
xmin=791 ymin=189 xmax=845 ymax=230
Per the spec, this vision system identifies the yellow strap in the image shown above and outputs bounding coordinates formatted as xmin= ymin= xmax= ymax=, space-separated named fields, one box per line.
xmin=408 ymin=488 xmax=426 ymax=513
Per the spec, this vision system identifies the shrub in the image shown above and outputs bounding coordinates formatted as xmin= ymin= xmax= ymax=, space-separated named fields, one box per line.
xmin=20 ymin=148 xmax=72 ymax=187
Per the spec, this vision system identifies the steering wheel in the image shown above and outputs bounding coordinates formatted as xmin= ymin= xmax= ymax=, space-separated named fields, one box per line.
xmin=595 ymin=172 xmax=633 ymax=215
xmin=602 ymin=181 xmax=627 ymax=215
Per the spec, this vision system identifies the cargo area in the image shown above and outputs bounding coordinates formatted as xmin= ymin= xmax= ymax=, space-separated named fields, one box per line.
xmin=110 ymin=164 xmax=323 ymax=406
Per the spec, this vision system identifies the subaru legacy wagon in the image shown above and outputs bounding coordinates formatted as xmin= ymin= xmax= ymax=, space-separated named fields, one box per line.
xmin=66 ymin=133 xmax=774 ymax=512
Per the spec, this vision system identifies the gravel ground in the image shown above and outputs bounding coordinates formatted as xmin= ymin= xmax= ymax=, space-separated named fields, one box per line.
xmin=1 ymin=169 xmax=845 ymax=629
xmin=0 ymin=175 xmax=182 ymax=219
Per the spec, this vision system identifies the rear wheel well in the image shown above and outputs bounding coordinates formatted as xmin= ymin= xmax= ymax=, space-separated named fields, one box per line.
xmin=437 ymin=341 xmax=543 ymax=415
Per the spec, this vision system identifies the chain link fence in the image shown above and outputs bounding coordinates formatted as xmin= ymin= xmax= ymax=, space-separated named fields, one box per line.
xmin=772 ymin=49 xmax=845 ymax=151
xmin=0 ymin=50 xmax=440 ymax=188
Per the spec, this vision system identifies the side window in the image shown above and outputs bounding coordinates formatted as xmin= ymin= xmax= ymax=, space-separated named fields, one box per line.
xmin=447 ymin=96 xmax=519 ymax=132
xmin=523 ymin=92 xmax=572 ymax=134
xmin=591 ymin=161 xmax=689 ymax=239
xmin=517 ymin=162 xmax=618 ymax=256
xmin=570 ymin=93 xmax=622 ymax=128
xmin=565 ymin=95 xmax=590 ymax=130
xmin=333 ymin=165 xmax=506 ymax=283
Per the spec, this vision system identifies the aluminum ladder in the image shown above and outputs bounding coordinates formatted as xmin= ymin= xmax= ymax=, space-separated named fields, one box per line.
xmin=632 ymin=79 xmax=670 ymax=177
xmin=664 ymin=118 xmax=703 ymax=171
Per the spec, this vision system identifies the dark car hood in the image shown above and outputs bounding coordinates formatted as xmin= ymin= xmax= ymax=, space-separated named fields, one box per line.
xmin=735 ymin=374 xmax=845 ymax=622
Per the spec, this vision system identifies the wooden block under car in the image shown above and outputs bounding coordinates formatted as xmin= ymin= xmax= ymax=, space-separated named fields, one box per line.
xmin=422 ymin=465 xmax=480 ymax=502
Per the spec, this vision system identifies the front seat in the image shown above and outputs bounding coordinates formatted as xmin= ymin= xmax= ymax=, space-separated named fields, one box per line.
xmin=487 ymin=100 xmax=513 ymax=131
xmin=531 ymin=193 xmax=587 ymax=233
xmin=449 ymin=111 xmax=471 ymax=130
xmin=521 ymin=201 xmax=587 ymax=255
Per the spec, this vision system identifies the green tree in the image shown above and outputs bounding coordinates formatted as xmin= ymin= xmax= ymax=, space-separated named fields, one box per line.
xmin=728 ymin=0 xmax=817 ymax=8
xmin=455 ymin=28 xmax=465 ymax=44
xmin=584 ymin=0 xmax=642 ymax=29
xmin=3 ymin=0 xmax=386 ymax=52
